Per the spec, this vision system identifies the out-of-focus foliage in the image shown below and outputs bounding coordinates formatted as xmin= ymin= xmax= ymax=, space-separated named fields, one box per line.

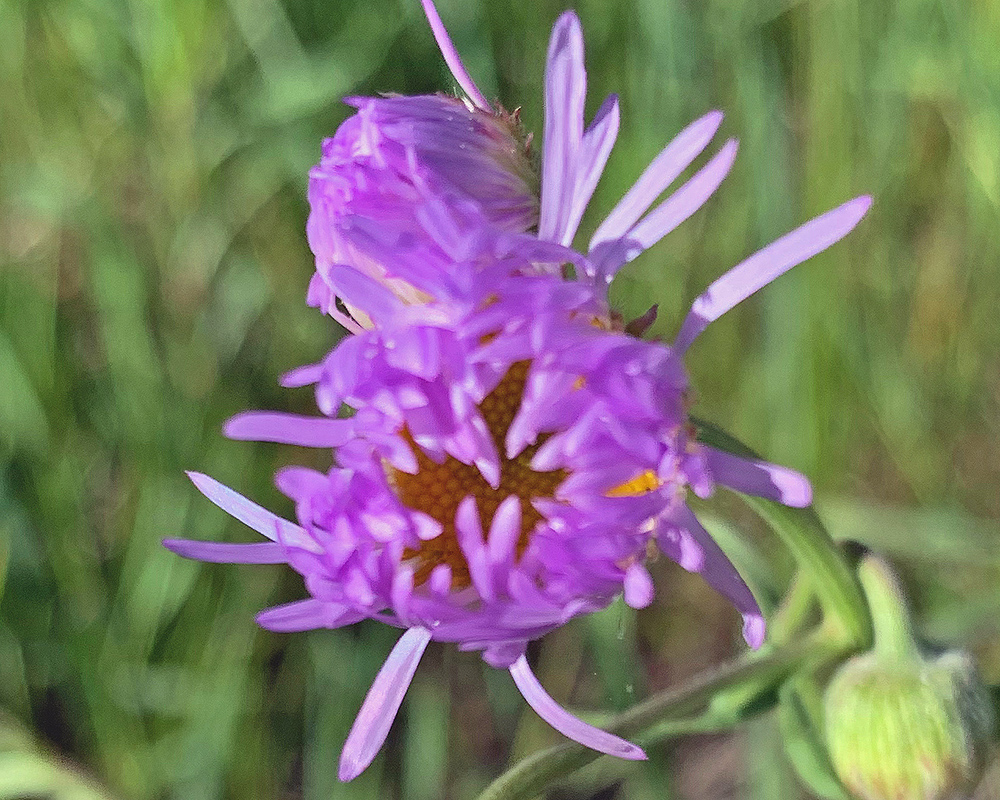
xmin=0 ymin=0 xmax=997 ymax=797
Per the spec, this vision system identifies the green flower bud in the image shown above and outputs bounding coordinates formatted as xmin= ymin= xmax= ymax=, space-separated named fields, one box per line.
xmin=824 ymin=556 xmax=994 ymax=800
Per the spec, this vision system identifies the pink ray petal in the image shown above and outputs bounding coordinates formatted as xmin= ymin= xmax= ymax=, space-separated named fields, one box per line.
xmin=590 ymin=139 xmax=738 ymax=280
xmin=486 ymin=494 xmax=522 ymax=568
xmin=187 ymin=471 xmax=302 ymax=543
xmin=629 ymin=139 xmax=738 ymax=250
xmin=224 ymin=412 xmax=355 ymax=447
xmin=256 ymin=599 xmax=367 ymax=632
xmin=509 ymin=655 xmax=647 ymax=760
xmin=539 ymin=11 xmax=586 ymax=243
xmin=339 ymin=627 xmax=433 ymax=781
xmin=704 ymin=446 xmax=812 ymax=508
xmin=590 ymin=109 xmax=724 ymax=249
xmin=674 ymin=195 xmax=873 ymax=353
xmin=560 ymin=94 xmax=620 ymax=246
xmin=280 ymin=363 xmax=323 ymax=388
xmin=666 ymin=505 xmax=765 ymax=648
xmin=420 ymin=0 xmax=490 ymax=110
xmin=162 ymin=539 xmax=287 ymax=564
xmin=623 ymin=562 xmax=655 ymax=609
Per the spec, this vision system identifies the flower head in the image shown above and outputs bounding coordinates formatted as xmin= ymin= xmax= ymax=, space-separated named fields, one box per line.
xmin=165 ymin=0 xmax=871 ymax=781
xmin=306 ymin=91 xmax=537 ymax=330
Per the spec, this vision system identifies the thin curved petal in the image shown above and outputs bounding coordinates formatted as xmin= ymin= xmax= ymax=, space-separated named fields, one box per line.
xmin=224 ymin=412 xmax=355 ymax=447
xmin=560 ymin=94 xmax=620 ymax=246
xmin=667 ymin=505 xmax=765 ymax=648
xmin=629 ymin=139 xmax=738 ymax=251
xmin=420 ymin=0 xmax=489 ymax=110
xmin=162 ymin=539 xmax=287 ymax=564
xmin=674 ymin=195 xmax=873 ymax=353
xmin=590 ymin=109 xmax=724 ymax=249
xmin=187 ymin=471 xmax=301 ymax=542
xmin=539 ymin=11 xmax=586 ymax=243
xmin=339 ymin=627 xmax=433 ymax=781
xmin=704 ymin=446 xmax=812 ymax=508
xmin=590 ymin=139 xmax=738 ymax=280
xmin=509 ymin=655 xmax=647 ymax=760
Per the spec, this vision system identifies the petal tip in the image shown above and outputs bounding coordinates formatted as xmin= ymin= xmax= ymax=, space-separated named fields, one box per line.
xmin=222 ymin=414 xmax=248 ymax=440
xmin=697 ymin=109 xmax=724 ymax=136
xmin=783 ymin=476 xmax=813 ymax=508
xmin=161 ymin=538 xmax=187 ymax=556
xmin=853 ymin=194 xmax=874 ymax=214
xmin=622 ymin=743 xmax=649 ymax=761
xmin=337 ymin=754 xmax=365 ymax=783
xmin=186 ymin=470 xmax=213 ymax=494
xmin=743 ymin=613 xmax=766 ymax=649
xmin=554 ymin=9 xmax=583 ymax=31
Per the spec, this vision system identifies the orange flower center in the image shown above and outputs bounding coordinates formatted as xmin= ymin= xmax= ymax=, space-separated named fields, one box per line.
xmin=391 ymin=362 xmax=566 ymax=588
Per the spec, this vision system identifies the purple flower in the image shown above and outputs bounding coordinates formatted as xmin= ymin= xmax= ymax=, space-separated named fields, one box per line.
xmin=165 ymin=0 xmax=871 ymax=781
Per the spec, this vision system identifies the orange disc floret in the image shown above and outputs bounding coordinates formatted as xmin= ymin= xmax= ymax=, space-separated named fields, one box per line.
xmin=392 ymin=362 xmax=566 ymax=587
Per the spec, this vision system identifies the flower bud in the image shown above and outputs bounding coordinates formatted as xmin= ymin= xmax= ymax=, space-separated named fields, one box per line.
xmin=824 ymin=555 xmax=994 ymax=800
xmin=306 ymin=95 xmax=539 ymax=325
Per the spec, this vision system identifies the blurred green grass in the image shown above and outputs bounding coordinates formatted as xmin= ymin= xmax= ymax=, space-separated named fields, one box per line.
xmin=1 ymin=0 xmax=998 ymax=797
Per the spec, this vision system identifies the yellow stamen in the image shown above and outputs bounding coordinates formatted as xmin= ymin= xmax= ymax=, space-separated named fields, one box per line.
xmin=606 ymin=470 xmax=661 ymax=497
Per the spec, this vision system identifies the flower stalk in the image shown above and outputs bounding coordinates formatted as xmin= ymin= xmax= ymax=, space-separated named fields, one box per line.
xmin=477 ymin=627 xmax=839 ymax=800
xmin=856 ymin=553 xmax=918 ymax=661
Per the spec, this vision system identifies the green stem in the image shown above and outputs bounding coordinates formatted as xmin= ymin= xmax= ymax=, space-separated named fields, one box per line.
xmin=748 ymin=498 xmax=870 ymax=647
xmin=476 ymin=629 xmax=836 ymax=800
xmin=768 ymin=570 xmax=818 ymax=645
xmin=692 ymin=418 xmax=872 ymax=650
xmin=857 ymin=554 xmax=918 ymax=661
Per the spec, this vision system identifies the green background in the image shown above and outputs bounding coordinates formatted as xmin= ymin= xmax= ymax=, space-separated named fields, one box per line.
xmin=1 ymin=0 xmax=998 ymax=796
